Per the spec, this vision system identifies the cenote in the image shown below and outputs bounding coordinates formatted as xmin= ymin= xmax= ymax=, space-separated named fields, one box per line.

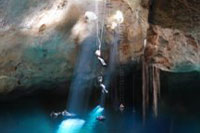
xmin=0 ymin=0 xmax=200 ymax=133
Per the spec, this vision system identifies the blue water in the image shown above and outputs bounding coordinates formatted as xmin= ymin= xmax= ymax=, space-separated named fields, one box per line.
xmin=0 ymin=97 xmax=200 ymax=133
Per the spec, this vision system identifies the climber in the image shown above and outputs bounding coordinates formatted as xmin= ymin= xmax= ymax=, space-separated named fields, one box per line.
xmin=50 ymin=110 xmax=76 ymax=118
xmin=119 ymin=104 xmax=125 ymax=112
xmin=96 ymin=115 xmax=106 ymax=121
xmin=97 ymin=57 xmax=107 ymax=66
xmin=100 ymin=83 xmax=108 ymax=94
xmin=50 ymin=112 xmax=61 ymax=118
xmin=95 ymin=49 xmax=107 ymax=66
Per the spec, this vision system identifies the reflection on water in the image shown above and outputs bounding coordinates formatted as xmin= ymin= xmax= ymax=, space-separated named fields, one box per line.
xmin=0 ymin=97 xmax=200 ymax=133
xmin=57 ymin=119 xmax=85 ymax=133
xmin=57 ymin=105 xmax=104 ymax=133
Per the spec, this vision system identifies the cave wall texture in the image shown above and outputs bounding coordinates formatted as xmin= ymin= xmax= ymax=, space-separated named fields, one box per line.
xmin=0 ymin=0 xmax=199 ymax=94
xmin=0 ymin=0 xmax=148 ymax=94
xmin=146 ymin=0 xmax=200 ymax=72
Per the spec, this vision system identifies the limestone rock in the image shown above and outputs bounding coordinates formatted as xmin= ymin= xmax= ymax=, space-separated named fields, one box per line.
xmin=147 ymin=0 xmax=200 ymax=72
xmin=145 ymin=25 xmax=200 ymax=72
xmin=0 ymin=0 xmax=147 ymax=94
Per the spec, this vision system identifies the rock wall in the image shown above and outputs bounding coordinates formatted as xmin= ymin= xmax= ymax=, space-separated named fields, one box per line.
xmin=145 ymin=25 xmax=200 ymax=72
xmin=0 ymin=0 xmax=82 ymax=94
xmin=0 ymin=0 xmax=148 ymax=94
xmin=146 ymin=0 xmax=200 ymax=72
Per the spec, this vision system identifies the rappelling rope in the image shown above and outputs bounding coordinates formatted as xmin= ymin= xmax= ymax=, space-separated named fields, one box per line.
xmin=96 ymin=0 xmax=107 ymax=52
xmin=95 ymin=0 xmax=109 ymax=95
xmin=119 ymin=65 xmax=125 ymax=105
xmin=115 ymin=1 xmax=125 ymax=108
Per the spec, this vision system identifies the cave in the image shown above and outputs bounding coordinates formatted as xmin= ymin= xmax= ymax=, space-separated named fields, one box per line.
xmin=0 ymin=0 xmax=199 ymax=133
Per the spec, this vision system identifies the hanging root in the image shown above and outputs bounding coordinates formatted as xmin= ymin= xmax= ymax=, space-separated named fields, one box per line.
xmin=142 ymin=56 xmax=149 ymax=121
xmin=152 ymin=66 xmax=160 ymax=117
xmin=142 ymin=57 xmax=160 ymax=120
